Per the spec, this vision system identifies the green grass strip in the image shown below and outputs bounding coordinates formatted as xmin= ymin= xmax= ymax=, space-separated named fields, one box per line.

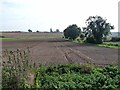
xmin=0 ymin=38 xmax=17 ymax=40
xmin=96 ymin=44 xmax=120 ymax=49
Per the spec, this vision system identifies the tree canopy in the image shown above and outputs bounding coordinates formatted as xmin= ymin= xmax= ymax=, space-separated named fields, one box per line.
xmin=84 ymin=16 xmax=114 ymax=44
xmin=50 ymin=28 xmax=53 ymax=32
xmin=56 ymin=29 xmax=60 ymax=32
xmin=28 ymin=29 xmax=32 ymax=32
xmin=64 ymin=24 xmax=81 ymax=40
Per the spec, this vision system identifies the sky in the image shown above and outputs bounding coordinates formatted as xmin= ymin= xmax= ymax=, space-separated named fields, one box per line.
xmin=0 ymin=0 xmax=119 ymax=32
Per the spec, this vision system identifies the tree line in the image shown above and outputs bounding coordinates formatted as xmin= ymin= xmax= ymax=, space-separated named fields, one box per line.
xmin=28 ymin=28 xmax=60 ymax=33
xmin=63 ymin=15 xmax=114 ymax=44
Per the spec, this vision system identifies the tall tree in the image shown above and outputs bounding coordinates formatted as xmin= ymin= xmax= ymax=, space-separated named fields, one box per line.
xmin=84 ymin=16 xmax=114 ymax=44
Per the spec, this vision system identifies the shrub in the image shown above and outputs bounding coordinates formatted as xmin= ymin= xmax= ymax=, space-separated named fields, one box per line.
xmin=0 ymin=36 xmax=5 ymax=38
xmin=110 ymin=37 xmax=120 ymax=42
xmin=86 ymin=37 xmax=95 ymax=43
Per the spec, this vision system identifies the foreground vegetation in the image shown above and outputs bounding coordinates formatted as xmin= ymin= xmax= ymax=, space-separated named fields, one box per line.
xmin=2 ymin=49 xmax=120 ymax=90
xmin=34 ymin=64 xmax=120 ymax=90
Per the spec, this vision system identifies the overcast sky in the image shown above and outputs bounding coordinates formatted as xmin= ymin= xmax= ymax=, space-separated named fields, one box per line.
xmin=0 ymin=0 xmax=119 ymax=32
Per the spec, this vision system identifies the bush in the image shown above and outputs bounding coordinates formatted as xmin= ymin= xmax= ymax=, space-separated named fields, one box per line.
xmin=86 ymin=37 xmax=95 ymax=43
xmin=110 ymin=37 xmax=120 ymax=42
xmin=0 ymin=36 xmax=5 ymax=38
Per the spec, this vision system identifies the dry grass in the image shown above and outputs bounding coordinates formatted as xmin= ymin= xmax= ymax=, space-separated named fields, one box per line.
xmin=2 ymin=48 xmax=36 ymax=89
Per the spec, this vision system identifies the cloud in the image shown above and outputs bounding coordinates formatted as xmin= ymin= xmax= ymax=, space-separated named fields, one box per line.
xmin=0 ymin=0 xmax=119 ymax=31
xmin=2 ymin=1 xmax=20 ymax=8
xmin=0 ymin=0 xmax=27 ymax=8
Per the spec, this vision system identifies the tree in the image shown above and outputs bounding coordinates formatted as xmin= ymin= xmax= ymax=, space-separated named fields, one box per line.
xmin=84 ymin=16 xmax=114 ymax=44
xmin=63 ymin=24 xmax=81 ymax=40
xmin=56 ymin=29 xmax=60 ymax=32
xmin=28 ymin=29 xmax=32 ymax=32
xmin=50 ymin=28 xmax=53 ymax=32
xmin=36 ymin=30 xmax=39 ymax=32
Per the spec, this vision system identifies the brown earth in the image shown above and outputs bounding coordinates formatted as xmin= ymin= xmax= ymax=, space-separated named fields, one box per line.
xmin=1 ymin=32 xmax=119 ymax=66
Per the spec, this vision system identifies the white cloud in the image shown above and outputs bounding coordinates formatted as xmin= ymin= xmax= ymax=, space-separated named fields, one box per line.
xmin=0 ymin=0 xmax=119 ymax=32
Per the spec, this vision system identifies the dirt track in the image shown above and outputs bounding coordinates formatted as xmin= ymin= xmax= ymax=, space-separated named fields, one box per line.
xmin=2 ymin=37 xmax=119 ymax=66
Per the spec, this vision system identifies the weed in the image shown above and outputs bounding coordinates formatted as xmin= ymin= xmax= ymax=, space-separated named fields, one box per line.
xmin=2 ymin=48 xmax=36 ymax=89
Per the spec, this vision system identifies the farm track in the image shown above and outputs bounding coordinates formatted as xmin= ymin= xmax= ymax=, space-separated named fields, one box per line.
xmin=55 ymin=42 xmax=95 ymax=65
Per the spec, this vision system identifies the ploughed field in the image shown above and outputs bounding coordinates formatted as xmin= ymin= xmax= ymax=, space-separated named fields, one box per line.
xmin=1 ymin=32 xmax=119 ymax=66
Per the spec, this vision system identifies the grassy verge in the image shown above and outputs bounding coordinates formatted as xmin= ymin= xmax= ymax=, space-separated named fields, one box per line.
xmin=65 ymin=38 xmax=120 ymax=49
xmin=0 ymin=38 xmax=17 ymax=40
xmin=96 ymin=42 xmax=120 ymax=49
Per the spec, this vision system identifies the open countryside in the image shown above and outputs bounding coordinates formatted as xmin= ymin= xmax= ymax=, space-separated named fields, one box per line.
xmin=1 ymin=31 xmax=120 ymax=89
xmin=1 ymin=15 xmax=120 ymax=89
xmin=1 ymin=0 xmax=119 ymax=89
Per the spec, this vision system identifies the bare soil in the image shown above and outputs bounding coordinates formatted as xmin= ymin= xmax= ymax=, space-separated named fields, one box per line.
xmin=1 ymin=32 xmax=119 ymax=66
